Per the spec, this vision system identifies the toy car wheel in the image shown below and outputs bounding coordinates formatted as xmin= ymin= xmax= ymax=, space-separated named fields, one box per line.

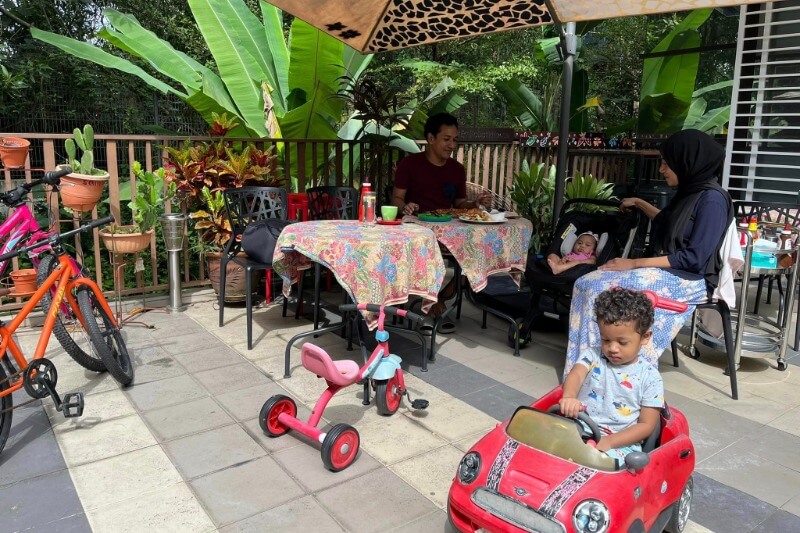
xmin=690 ymin=347 xmax=701 ymax=360
xmin=321 ymin=423 xmax=360 ymax=472
xmin=666 ymin=476 xmax=693 ymax=533
xmin=375 ymin=375 xmax=402 ymax=415
xmin=507 ymin=318 xmax=530 ymax=349
xmin=259 ymin=395 xmax=296 ymax=437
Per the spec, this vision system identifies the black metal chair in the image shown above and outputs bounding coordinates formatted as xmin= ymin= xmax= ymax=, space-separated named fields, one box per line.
xmin=295 ymin=186 xmax=359 ymax=328
xmin=220 ymin=186 xmax=288 ymax=350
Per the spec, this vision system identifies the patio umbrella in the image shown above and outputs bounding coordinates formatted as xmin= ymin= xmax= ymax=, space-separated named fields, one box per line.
xmin=266 ymin=0 xmax=763 ymax=212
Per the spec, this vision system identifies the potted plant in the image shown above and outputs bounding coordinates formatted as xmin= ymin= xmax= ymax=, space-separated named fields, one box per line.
xmin=100 ymin=161 xmax=175 ymax=254
xmin=163 ymin=113 xmax=284 ymax=301
xmin=0 ymin=137 xmax=30 ymax=169
xmin=59 ymin=124 xmax=110 ymax=211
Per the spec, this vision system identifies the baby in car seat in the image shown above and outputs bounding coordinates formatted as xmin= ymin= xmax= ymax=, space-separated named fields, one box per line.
xmin=547 ymin=232 xmax=598 ymax=275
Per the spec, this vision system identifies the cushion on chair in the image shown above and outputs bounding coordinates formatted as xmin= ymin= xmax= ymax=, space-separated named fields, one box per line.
xmin=301 ymin=343 xmax=360 ymax=386
xmin=559 ymin=223 xmax=610 ymax=257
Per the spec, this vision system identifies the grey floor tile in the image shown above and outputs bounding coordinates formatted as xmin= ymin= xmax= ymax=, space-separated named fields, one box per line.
xmin=272 ymin=438 xmax=382 ymax=493
xmin=390 ymin=509 xmax=457 ymax=533
xmin=25 ymin=513 xmax=92 ymax=533
xmin=0 ymin=469 xmax=86 ymax=532
xmin=665 ymin=392 xmax=763 ymax=462
xmin=163 ymin=424 xmax=266 ymax=479
xmin=696 ymin=443 xmax=800 ymax=508
xmin=0 ymin=408 xmax=64 ymax=488
xmin=190 ymin=456 xmax=305 ymax=526
xmin=129 ymin=343 xmax=186 ymax=384
xmin=413 ymin=360 xmax=498 ymax=398
xmin=219 ymin=495 xmax=344 ymax=533
xmin=193 ymin=361 xmax=272 ymax=395
xmin=731 ymin=425 xmax=800 ymax=472
xmin=159 ymin=330 xmax=226 ymax=356
xmin=316 ymin=468 xmax=437 ymax=532
xmin=691 ymin=473 xmax=777 ymax=532
xmin=173 ymin=345 xmax=246 ymax=373
xmin=142 ymin=396 xmax=235 ymax=442
xmin=125 ymin=373 xmax=208 ymax=412
xmin=215 ymin=382 xmax=289 ymax=422
xmin=751 ymin=509 xmax=800 ymax=532
xmin=461 ymin=383 xmax=535 ymax=421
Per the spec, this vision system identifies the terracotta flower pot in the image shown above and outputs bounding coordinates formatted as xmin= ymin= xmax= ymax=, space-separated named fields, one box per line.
xmin=10 ymin=268 xmax=38 ymax=295
xmin=205 ymin=251 xmax=258 ymax=303
xmin=100 ymin=226 xmax=154 ymax=254
xmin=0 ymin=137 xmax=31 ymax=169
xmin=58 ymin=165 xmax=110 ymax=211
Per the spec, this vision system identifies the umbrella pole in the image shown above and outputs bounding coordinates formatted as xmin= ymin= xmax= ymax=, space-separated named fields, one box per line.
xmin=552 ymin=21 xmax=577 ymax=221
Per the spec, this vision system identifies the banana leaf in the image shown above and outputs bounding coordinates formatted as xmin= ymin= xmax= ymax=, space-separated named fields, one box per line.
xmin=259 ymin=1 xmax=290 ymax=114
xmin=30 ymin=27 xmax=183 ymax=98
xmin=569 ymin=68 xmax=590 ymax=132
xmin=496 ymin=79 xmax=546 ymax=131
xmin=188 ymin=0 xmax=270 ymax=137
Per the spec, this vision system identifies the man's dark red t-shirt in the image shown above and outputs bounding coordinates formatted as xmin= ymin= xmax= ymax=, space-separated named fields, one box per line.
xmin=394 ymin=152 xmax=467 ymax=212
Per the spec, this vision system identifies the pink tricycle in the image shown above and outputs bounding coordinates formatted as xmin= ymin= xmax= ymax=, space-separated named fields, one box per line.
xmin=259 ymin=303 xmax=429 ymax=471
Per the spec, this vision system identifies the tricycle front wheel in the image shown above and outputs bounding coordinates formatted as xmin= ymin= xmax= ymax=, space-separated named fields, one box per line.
xmin=375 ymin=375 xmax=402 ymax=415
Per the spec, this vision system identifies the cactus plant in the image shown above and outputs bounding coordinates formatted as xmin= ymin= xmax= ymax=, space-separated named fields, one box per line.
xmin=64 ymin=124 xmax=105 ymax=176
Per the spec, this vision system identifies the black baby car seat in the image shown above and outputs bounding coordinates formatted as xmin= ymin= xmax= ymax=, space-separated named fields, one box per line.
xmin=520 ymin=198 xmax=643 ymax=334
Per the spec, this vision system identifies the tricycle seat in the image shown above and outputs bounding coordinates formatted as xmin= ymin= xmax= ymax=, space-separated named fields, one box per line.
xmin=301 ymin=343 xmax=360 ymax=386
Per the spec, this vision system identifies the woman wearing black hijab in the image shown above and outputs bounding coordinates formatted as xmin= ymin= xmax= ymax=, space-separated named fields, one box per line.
xmin=563 ymin=130 xmax=733 ymax=376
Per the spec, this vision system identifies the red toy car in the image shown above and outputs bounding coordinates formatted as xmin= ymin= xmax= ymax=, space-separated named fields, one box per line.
xmin=448 ymin=386 xmax=695 ymax=533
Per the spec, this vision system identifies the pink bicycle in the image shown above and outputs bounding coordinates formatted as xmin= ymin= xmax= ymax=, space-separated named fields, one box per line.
xmin=259 ymin=303 xmax=429 ymax=471
xmin=0 ymin=167 xmax=110 ymax=376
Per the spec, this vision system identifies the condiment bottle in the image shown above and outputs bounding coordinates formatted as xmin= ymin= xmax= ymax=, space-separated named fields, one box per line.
xmin=738 ymin=217 xmax=749 ymax=246
xmin=748 ymin=216 xmax=759 ymax=242
xmin=358 ymin=181 xmax=372 ymax=222
xmin=779 ymin=224 xmax=794 ymax=268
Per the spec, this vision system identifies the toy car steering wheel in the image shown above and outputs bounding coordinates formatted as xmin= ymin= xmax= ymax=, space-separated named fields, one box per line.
xmin=547 ymin=405 xmax=603 ymax=443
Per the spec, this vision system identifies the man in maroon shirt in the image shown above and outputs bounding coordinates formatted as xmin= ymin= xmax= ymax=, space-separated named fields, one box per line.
xmin=391 ymin=113 xmax=490 ymax=215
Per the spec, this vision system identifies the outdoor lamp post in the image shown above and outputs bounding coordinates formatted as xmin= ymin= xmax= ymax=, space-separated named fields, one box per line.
xmin=159 ymin=213 xmax=187 ymax=312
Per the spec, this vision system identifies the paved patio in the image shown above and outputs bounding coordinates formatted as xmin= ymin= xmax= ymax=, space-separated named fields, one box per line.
xmin=1 ymin=285 xmax=800 ymax=532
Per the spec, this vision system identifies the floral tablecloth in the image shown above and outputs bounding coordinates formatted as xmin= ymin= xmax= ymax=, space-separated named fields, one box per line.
xmin=272 ymin=220 xmax=445 ymax=327
xmin=407 ymin=216 xmax=533 ymax=292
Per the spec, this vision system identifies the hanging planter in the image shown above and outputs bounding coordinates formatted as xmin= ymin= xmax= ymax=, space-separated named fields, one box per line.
xmin=9 ymin=268 xmax=38 ymax=296
xmin=0 ymin=137 xmax=31 ymax=169
xmin=99 ymin=226 xmax=154 ymax=254
xmin=58 ymin=165 xmax=110 ymax=212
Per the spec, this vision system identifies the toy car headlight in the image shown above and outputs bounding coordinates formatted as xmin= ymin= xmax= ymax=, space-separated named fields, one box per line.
xmin=457 ymin=452 xmax=481 ymax=484
xmin=572 ymin=499 xmax=610 ymax=533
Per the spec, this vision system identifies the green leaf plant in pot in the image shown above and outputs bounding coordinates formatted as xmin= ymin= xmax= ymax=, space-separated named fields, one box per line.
xmin=163 ymin=114 xmax=284 ymax=301
xmin=100 ymin=161 xmax=175 ymax=255
xmin=58 ymin=124 xmax=110 ymax=212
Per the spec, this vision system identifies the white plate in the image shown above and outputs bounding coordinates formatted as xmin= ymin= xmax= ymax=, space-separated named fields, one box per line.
xmin=459 ymin=216 xmax=505 ymax=224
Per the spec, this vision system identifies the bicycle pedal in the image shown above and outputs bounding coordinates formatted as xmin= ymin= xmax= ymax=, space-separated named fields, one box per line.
xmin=411 ymin=398 xmax=429 ymax=410
xmin=61 ymin=392 xmax=85 ymax=418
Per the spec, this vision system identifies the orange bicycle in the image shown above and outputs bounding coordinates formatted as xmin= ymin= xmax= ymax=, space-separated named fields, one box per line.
xmin=0 ymin=215 xmax=133 ymax=456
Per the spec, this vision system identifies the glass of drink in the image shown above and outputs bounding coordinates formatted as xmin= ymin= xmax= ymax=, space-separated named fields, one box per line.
xmin=362 ymin=192 xmax=377 ymax=223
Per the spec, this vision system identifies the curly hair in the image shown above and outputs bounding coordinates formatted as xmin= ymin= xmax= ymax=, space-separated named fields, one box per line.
xmin=594 ymin=288 xmax=654 ymax=335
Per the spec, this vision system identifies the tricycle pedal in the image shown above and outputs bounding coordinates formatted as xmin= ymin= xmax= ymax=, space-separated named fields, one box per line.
xmin=411 ymin=398 xmax=429 ymax=410
xmin=61 ymin=392 xmax=84 ymax=418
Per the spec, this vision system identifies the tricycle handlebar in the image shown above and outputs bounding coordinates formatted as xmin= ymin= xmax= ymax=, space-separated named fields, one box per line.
xmin=339 ymin=303 xmax=426 ymax=324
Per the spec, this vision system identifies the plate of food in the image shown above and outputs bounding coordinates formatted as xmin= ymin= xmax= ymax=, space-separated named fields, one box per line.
xmin=458 ymin=209 xmax=505 ymax=224
xmin=418 ymin=212 xmax=452 ymax=222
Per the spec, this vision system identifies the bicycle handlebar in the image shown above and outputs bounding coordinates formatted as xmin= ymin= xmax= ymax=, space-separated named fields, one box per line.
xmin=0 ymin=166 xmax=72 ymax=207
xmin=339 ymin=303 xmax=426 ymax=325
xmin=0 ymin=215 xmax=114 ymax=263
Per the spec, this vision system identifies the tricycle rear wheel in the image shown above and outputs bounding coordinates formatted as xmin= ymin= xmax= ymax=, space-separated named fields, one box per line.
xmin=259 ymin=394 xmax=296 ymax=437
xmin=321 ymin=423 xmax=360 ymax=471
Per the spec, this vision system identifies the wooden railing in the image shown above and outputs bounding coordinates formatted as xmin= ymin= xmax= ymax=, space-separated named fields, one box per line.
xmin=1 ymin=132 xmax=662 ymax=300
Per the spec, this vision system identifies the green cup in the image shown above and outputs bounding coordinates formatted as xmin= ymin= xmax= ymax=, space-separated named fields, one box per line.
xmin=381 ymin=205 xmax=398 ymax=221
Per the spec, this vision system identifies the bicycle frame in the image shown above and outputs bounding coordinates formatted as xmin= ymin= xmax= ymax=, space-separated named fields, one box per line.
xmin=0 ymin=250 xmax=115 ymax=399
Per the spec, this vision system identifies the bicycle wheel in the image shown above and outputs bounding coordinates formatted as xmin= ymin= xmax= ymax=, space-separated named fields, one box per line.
xmin=0 ymin=363 xmax=13 ymax=456
xmin=36 ymin=254 xmax=106 ymax=372
xmin=76 ymin=286 xmax=134 ymax=385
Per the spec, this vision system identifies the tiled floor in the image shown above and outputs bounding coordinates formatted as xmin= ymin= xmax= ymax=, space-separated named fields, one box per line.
xmin=1 ymin=286 xmax=799 ymax=532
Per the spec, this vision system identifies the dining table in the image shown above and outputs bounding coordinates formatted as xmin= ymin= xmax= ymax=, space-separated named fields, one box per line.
xmin=405 ymin=214 xmax=534 ymax=358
